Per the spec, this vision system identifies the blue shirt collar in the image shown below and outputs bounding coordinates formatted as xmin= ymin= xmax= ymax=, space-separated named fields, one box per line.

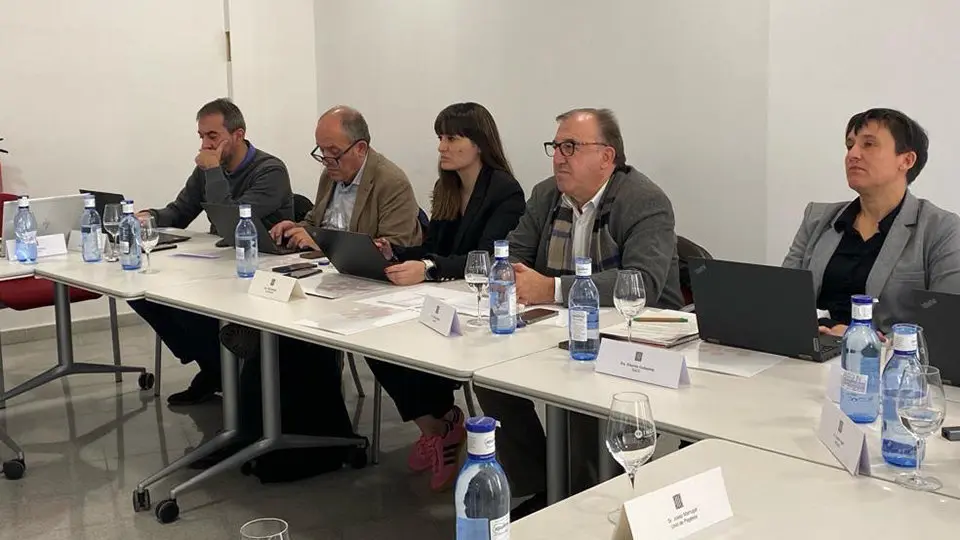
xmin=228 ymin=141 xmax=257 ymax=175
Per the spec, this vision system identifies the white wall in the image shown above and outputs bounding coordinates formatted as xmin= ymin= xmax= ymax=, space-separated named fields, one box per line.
xmin=229 ymin=0 xmax=320 ymax=199
xmin=0 ymin=0 xmax=227 ymax=329
xmin=765 ymin=0 xmax=960 ymax=263
xmin=315 ymin=0 xmax=771 ymax=263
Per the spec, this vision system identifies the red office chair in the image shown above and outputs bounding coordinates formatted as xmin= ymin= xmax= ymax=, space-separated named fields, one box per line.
xmin=0 ymin=192 xmax=153 ymax=408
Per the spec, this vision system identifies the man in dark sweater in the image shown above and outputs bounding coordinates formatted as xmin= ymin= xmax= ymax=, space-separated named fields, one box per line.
xmin=130 ymin=98 xmax=294 ymax=406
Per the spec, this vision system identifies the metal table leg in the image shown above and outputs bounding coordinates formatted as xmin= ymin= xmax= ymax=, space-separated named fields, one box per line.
xmin=371 ymin=380 xmax=382 ymax=465
xmin=109 ymin=298 xmax=122 ymax=383
xmin=133 ymin=320 xmax=241 ymax=506
xmin=0 ymin=327 xmax=6 ymax=410
xmin=462 ymin=381 xmax=478 ymax=417
xmin=0 ymin=284 xmax=149 ymax=403
xmin=151 ymin=330 xmax=366 ymax=522
xmin=546 ymin=404 xmax=569 ymax=504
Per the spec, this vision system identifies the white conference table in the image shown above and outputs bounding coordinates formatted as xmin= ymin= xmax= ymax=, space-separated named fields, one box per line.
xmin=513 ymin=439 xmax=960 ymax=539
xmin=474 ymin=341 xmax=960 ymax=501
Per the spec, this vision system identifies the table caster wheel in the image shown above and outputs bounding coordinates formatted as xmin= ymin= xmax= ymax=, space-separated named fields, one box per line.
xmin=2 ymin=458 xmax=25 ymax=480
xmin=155 ymin=498 xmax=179 ymax=524
xmin=138 ymin=373 xmax=155 ymax=391
xmin=132 ymin=489 xmax=151 ymax=512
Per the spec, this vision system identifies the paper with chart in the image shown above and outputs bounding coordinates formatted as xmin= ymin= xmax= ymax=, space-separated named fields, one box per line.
xmin=357 ymin=285 xmax=489 ymax=315
xmin=307 ymin=273 xmax=393 ymax=299
xmin=295 ymin=303 xmax=419 ymax=335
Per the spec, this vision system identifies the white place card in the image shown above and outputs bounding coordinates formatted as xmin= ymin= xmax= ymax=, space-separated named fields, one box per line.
xmin=247 ymin=270 xmax=306 ymax=302
xmin=595 ymin=339 xmax=691 ymax=389
xmin=826 ymin=363 xmax=842 ymax=403
xmin=66 ymin=229 xmax=83 ymax=252
xmin=816 ymin=401 xmax=872 ymax=476
xmin=418 ymin=296 xmax=461 ymax=337
xmin=613 ymin=467 xmax=733 ymax=540
xmin=6 ymin=233 xmax=68 ymax=261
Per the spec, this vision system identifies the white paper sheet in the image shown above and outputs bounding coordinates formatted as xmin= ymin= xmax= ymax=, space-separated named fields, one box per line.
xmin=681 ymin=341 xmax=784 ymax=378
xmin=307 ymin=273 xmax=393 ymax=299
xmin=295 ymin=304 xmax=418 ymax=335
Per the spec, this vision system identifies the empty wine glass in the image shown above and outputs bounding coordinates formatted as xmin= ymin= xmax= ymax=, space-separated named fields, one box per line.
xmin=613 ymin=269 xmax=646 ymax=343
xmin=240 ymin=517 xmax=290 ymax=540
xmin=138 ymin=215 xmax=160 ymax=274
xmin=896 ymin=365 xmax=946 ymax=491
xmin=605 ymin=391 xmax=657 ymax=524
xmin=102 ymin=203 xmax=121 ymax=262
xmin=464 ymin=250 xmax=491 ymax=327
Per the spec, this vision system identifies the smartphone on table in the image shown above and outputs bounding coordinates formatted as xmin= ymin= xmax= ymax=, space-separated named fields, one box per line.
xmin=272 ymin=262 xmax=316 ymax=274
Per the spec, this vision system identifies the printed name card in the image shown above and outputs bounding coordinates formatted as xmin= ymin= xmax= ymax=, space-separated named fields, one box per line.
xmin=418 ymin=296 xmax=461 ymax=337
xmin=5 ymin=233 xmax=68 ymax=261
xmin=247 ymin=270 xmax=306 ymax=302
xmin=613 ymin=467 xmax=733 ymax=540
xmin=66 ymin=230 xmax=83 ymax=252
xmin=817 ymin=401 xmax=872 ymax=476
xmin=595 ymin=339 xmax=691 ymax=389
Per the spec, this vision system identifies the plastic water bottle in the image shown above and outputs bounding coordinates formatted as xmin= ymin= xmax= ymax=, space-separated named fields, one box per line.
xmin=117 ymin=200 xmax=142 ymax=271
xmin=80 ymin=195 xmax=102 ymax=262
xmin=881 ymin=323 xmax=922 ymax=467
xmin=568 ymin=257 xmax=600 ymax=361
xmin=488 ymin=240 xmax=517 ymax=335
xmin=455 ymin=417 xmax=510 ymax=540
xmin=840 ymin=295 xmax=881 ymax=423
xmin=235 ymin=204 xmax=258 ymax=278
xmin=13 ymin=196 xmax=38 ymax=265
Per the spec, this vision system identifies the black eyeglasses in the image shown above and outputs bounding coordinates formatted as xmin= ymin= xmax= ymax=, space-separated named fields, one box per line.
xmin=310 ymin=139 xmax=364 ymax=167
xmin=543 ymin=140 xmax=609 ymax=158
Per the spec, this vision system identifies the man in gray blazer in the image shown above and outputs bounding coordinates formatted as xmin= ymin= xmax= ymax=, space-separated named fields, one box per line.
xmin=783 ymin=108 xmax=960 ymax=334
xmin=475 ymin=108 xmax=683 ymax=518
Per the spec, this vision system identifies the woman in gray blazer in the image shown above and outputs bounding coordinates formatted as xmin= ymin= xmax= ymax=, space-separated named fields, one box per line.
xmin=783 ymin=108 xmax=960 ymax=334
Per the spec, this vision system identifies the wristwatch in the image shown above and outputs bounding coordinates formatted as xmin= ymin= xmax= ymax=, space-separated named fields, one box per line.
xmin=422 ymin=259 xmax=437 ymax=281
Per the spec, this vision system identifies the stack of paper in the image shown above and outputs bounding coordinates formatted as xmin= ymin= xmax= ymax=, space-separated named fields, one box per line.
xmin=601 ymin=309 xmax=700 ymax=348
xmin=295 ymin=303 xmax=418 ymax=335
xmin=356 ymin=285 xmax=489 ymax=315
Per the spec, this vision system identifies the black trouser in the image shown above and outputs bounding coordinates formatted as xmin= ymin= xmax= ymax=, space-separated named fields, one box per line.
xmin=366 ymin=359 xmax=458 ymax=422
xmin=238 ymin=337 xmax=354 ymax=437
xmin=128 ymin=300 xmax=222 ymax=386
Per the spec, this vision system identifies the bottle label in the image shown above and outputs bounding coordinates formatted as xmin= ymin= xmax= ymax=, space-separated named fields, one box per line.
xmin=570 ymin=310 xmax=588 ymax=341
xmin=490 ymin=515 xmax=510 ymax=540
xmin=851 ymin=303 xmax=872 ymax=321
xmin=893 ymin=332 xmax=918 ymax=354
xmin=235 ymin=247 xmax=245 ymax=261
xmin=494 ymin=243 xmax=509 ymax=258
xmin=22 ymin=231 xmax=37 ymax=243
xmin=840 ymin=369 xmax=868 ymax=395
xmin=467 ymin=430 xmax=496 ymax=457
xmin=239 ymin=206 xmax=252 ymax=218
xmin=507 ymin=287 xmax=517 ymax=317
xmin=575 ymin=261 xmax=591 ymax=277
xmin=120 ymin=241 xmax=130 ymax=254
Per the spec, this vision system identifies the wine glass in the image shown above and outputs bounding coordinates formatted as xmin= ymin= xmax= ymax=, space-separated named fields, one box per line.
xmin=240 ymin=517 xmax=290 ymax=540
xmin=896 ymin=365 xmax=946 ymax=491
xmin=464 ymin=250 xmax=491 ymax=327
xmin=138 ymin=215 xmax=160 ymax=274
xmin=613 ymin=269 xmax=646 ymax=343
xmin=605 ymin=392 xmax=657 ymax=524
xmin=102 ymin=203 xmax=121 ymax=262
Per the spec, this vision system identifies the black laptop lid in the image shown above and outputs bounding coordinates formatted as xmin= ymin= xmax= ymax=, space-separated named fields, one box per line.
xmin=311 ymin=228 xmax=389 ymax=282
xmin=79 ymin=189 xmax=124 ymax=219
xmin=911 ymin=290 xmax=960 ymax=387
xmin=689 ymin=258 xmax=824 ymax=360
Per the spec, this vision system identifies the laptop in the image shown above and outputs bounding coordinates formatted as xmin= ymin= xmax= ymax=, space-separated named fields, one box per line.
xmin=689 ymin=258 xmax=841 ymax=362
xmin=79 ymin=189 xmax=190 ymax=246
xmin=202 ymin=202 xmax=298 ymax=255
xmin=911 ymin=290 xmax=960 ymax=387
xmin=309 ymin=228 xmax=391 ymax=282
xmin=2 ymin=194 xmax=86 ymax=255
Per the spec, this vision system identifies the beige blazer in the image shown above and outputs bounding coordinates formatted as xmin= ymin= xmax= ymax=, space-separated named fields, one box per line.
xmin=300 ymin=148 xmax=422 ymax=247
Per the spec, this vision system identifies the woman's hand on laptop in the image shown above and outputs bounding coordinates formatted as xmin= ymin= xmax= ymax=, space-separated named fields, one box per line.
xmin=818 ymin=324 xmax=887 ymax=342
xmin=373 ymin=238 xmax=394 ymax=260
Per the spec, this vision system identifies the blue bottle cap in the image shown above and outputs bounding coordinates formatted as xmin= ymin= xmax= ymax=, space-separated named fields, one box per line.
xmin=465 ymin=416 xmax=498 ymax=434
xmin=851 ymin=294 xmax=873 ymax=305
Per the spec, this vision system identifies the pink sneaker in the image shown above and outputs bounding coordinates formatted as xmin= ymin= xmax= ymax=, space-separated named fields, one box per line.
xmin=429 ymin=413 xmax=467 ymax=492
xmin=408 ymin=434 xmax=438 ymax=473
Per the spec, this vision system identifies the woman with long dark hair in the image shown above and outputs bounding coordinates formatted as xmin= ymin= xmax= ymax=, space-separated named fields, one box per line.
xmin=371 ymin=102 xmax=525 ymax=491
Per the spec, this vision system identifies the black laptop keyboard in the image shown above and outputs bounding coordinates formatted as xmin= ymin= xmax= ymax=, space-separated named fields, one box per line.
xmin=819 ymin=334 xmax=842 ymax=352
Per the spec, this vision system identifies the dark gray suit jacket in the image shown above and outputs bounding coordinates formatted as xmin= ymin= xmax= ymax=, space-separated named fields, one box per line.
xmin=782 ymin=191 xmax=960 ymax=332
